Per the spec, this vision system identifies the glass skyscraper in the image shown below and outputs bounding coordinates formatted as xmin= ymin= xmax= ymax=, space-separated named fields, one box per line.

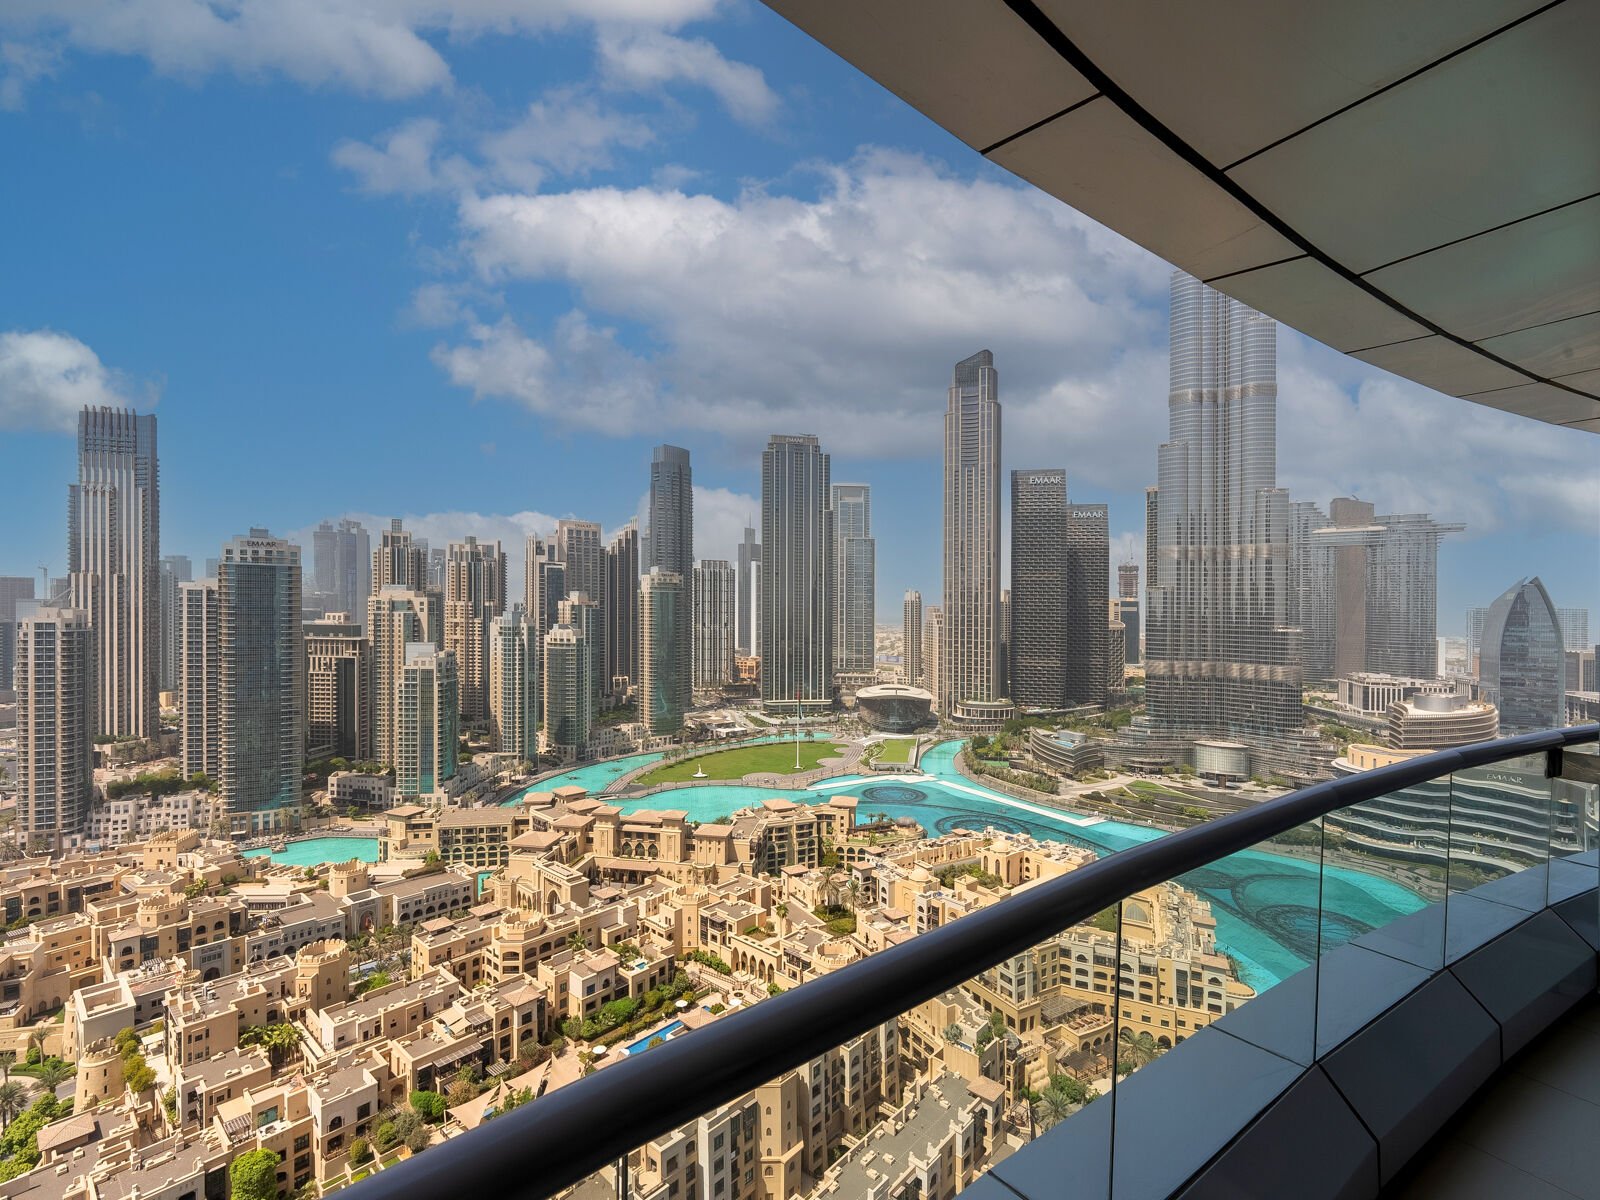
xmin=1146 ymin=273 xmax=1301 ymax=747
xmin=832 ymin=483 xmax=876 ymax=675
xmin=1480 ymin=577 xmax=1564 ymax=734
xmin=646 ymin=445 xmax=693 ymax=721
xmin=218 ymin=530 xmax=303 ymax=835
xmin=942 ymin=351 xmax=1003 ymax=718
xmin=760 ymin=434 xmax=834 ymax=712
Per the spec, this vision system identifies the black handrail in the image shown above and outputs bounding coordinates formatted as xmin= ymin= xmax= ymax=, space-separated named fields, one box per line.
xmin=351 ymin=725 xmax=1599 ymax=1199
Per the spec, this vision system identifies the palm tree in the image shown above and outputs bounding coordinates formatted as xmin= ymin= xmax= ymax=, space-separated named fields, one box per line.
xmin=1034 ymin=1087 xmax=1074 ymax=1132
xmin=32 ymin=1060 xmax=72 ymax=1091
xmin=0 ymin=1051 xmax=14 ymax=1084
xmin=1117 ymin=1029 xmax=1160 ymax=1074
xmin=567 ymin=932 xmax=589 ymax=953
xmin=242 ymin=1022 xmax=303 ymax=1069
xmin=844 ymin=878 xmax=863 ymax=914
xmin=0 ymin=1081 xmax=28 ymax=1130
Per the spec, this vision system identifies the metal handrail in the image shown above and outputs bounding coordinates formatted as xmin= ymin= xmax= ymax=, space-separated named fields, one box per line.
xmin=351 ymin=724 xmax=1599 ymax=1199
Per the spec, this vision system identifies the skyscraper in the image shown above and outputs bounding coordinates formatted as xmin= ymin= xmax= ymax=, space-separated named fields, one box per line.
xmin=0 ymin=576 xmax=36 ymax=700
xmin=313 ymin=519 xmax=372 ymax=628
xmin=760 ymin=435 xmax=834 ymax=713
xmin=557 ymin=520 xmax=606 ymax=706
xmin=924 ymin=607 xmax=944 ymax=713
xmin=1557 ymin=608 xmax=1590 ymax=652
xmin=736 ymin=524 xmax=761 ymax=657
xmin=1145 ymin=273 xmax=1300 ymax=750
xmin=647 ymin=445 xmax=693 ymax=723
xmin=525 ymin=536 xmax=567 ymax=651
xmin=1065 ymin=503 xmax=1110 ymax=705
xmin=1009 ymin=471 xmax=1069 ymax=710
xmin=14 ymin=604 xmax=94 ymax=848
xmin=396 ymin=643 xmax=458 ymax=800
xmin=180 ymin=579 xmax=219 ymax=780
xmin=942 ymin=351 xmax=1005 ymax=721
xmin=604 ymin=522 xmax=640 ymax=698
xmin=692 ymin=561 xmax=736 ymax=693
xmin=1467 ymin=607 xmax=1490 ymax=676
xmin=304 ymin=613 xmax=371 ymax=761
xmin=544 ymin=622 xmax=592 ymax=760
xmin=368 ymin=587 xmax=440 ymax=769
xmin=832 ymin=484 xmax=876 ymax=676
xmin=445 ymin=536 xmax=507 ymax=723
xmin=1009 ymin=471 xmax=1109 ymax=708
xmin=217 ymin=530 xmax=304 ymax=835
xmin=1118 ymin=563 xmax=1140 ymax=601
xmin=489 ymin=605 xmax=540 ymax=764
xmin=158 ymin=554 xmax=192 ymax=693
xmin=69 ymin=406 xmax=159 ymax=738
xmin=642 ymin=568 xmax=691 ymax=734
xmin=373 ymin=519 xmax=429 ymax=594
xmin=1480 ymin=577 xmax=1564 ymax=734
xmin=1294 ymin=500 xmax=1462 ymax=681
xmin=903 ymin=590 xmax=923 ymax=687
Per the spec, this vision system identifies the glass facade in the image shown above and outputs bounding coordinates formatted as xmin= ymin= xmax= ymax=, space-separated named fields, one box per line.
xmin=1480 ymin=576 xmax=1565 ymax=734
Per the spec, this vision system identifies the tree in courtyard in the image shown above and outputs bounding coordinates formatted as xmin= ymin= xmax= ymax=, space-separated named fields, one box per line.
xmin=410 ymin=1090 xmax=445 ymax=1123
xmin=229 ymin=1148 xmax=280 ymax=1200
xmin=31 ymin=1060 xmax=71 ymax=1091
xmin=1117 ymin=1029 xmax=1161 ymax=1075
xmin=0 ymin=1082 xmax=29 ymax=1131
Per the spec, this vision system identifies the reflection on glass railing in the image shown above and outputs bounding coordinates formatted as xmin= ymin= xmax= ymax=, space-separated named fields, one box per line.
xmin=533 ymin=742 xmax=1598 ymax=1200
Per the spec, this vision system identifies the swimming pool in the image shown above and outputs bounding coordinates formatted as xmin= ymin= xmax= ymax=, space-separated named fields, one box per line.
xmin=619 ymin=1019 xmax=685 ymax=1056
xmin=242 ymin=836 xmax=380 ymax=866
xmin=500 ymin=751 xmax=668 ymax=805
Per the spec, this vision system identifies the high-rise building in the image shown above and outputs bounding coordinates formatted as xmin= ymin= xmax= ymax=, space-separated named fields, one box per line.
xmin=0 ymin=576 xmax=37 ymax=699
xmin=445 ymin=536 xmax=507 ymax=723
xmin=1480 ymin=577 xmax=1564 ymax=734
xmin=1557 ymin=608 xmax=1590 ymax=652
xmin=1144 ymin=487 xmax=1159 ymax=603
xmin=1118 ymin=563 xmax=1140 ymax=601
xmin=1009 ymin=472 xmax=1110 ymax=708
xmin=489 ymin=605 xmax=540 ymax=764
xmin=1009 ymin=471 xmax=1068 ymax=710
xmin=525 ymin=536 xmax=567 ymax=650
xmin=368 ymin=587 xmax=440 ymax=768
xmin=760 ymin=435 xmax=834 ymax=713
xmin=1295 ymin=500 xmax=1462 ymax=682
xmin=832 ymin=484 xmax=876 ymax=676
xmin=692 ymin=561 xmax=736 ymax=693
xmin=69 ymin=406 xmax=159 ymax=738
xmin=304 ymin=613 xmax=371 ymax=762
xmin=604 ymin=522 xmax=640 ymax=698
xmin=942 ymin=351 xmax=1005 ymax=721
xmin=313 ymin=520 xmax=372 ymax=629
xmin=647 ymin=445 xmax=694 ymax=722
xmin=544 ymin=622 xmax=593 ymax=759
xmin=14 ymin=604 xmax=94 ymax=847
xmin=1145 ymin=273 xmax=1301 ymax=749
xmin=396 ymin=643 xmax=458 ymax=800
xmin=179 ymin=579 xmax=219 ymax=780
xmin=217 ymin=530 xmax=304 ymax=836
xmin=736 ymin=524 xmax=761 ymax=656
xmin=427 ymin=547 xmax=447 ymax=595
xmin=158 ymin=554 xmax=192 ymax=694
xmin=903 ymin=591 xmax=923 ymax=686
xmin=998 ymin=589 xmax=1012 ymax=699
xmin=924 ymin=607 xmax=944 ymax=713
xmin=373 ymin=519 xmax=429 ymax=594
xmin=557 ymin=520 xmax=606 ymax=706
xmin=1065 ymin=503 xmax=1110 ymax=704
xmin=1467 ymin=607 xmax=1490 ymax=676
xmin=1107 ymin=599 xmax=1127 ymax=697
xmin=642 ymin=568 xmax=691 ymax=734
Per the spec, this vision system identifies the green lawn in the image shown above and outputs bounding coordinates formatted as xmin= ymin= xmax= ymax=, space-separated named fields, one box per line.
xmin=874 ymin=739 xmax=917 ymax=765
xmin=1124 ymin=780 xmax=1203 ymax=801
xmin=636 ymin=741 xmax=846 ymax=785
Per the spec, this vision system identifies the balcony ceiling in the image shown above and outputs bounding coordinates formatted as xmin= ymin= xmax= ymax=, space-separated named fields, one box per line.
xmin=764 ymin=0 xmax=1600 ymax=431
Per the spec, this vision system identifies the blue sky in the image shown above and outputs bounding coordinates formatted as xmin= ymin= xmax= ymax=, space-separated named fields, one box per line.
xmin=2 ymin=0 xmax=1595 ymax=634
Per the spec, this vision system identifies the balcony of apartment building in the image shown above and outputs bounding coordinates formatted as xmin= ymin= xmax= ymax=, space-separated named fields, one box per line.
xmin=351 ymin=5 xmax=1596 ymax=1200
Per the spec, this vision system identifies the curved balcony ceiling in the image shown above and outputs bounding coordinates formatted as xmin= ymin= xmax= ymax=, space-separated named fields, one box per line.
xmin=763 ymin=0 xmax=1600 ymax=431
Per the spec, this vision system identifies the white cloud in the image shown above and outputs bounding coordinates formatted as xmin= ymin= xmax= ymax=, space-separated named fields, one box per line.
xmin=332 ymin=92 xmax=654 ymax=197
xmin=597 ymin=28 xmax=778 ymax=124
xmin=0 ymin=0 xmax=724 ymax=103
xmin=441 ymin=149 xmax=1166 ymax=461
xmin=0 ymin=39 xmax=56 ymax=110
xmin=0 ymin=329 xmax=149 ymax=433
